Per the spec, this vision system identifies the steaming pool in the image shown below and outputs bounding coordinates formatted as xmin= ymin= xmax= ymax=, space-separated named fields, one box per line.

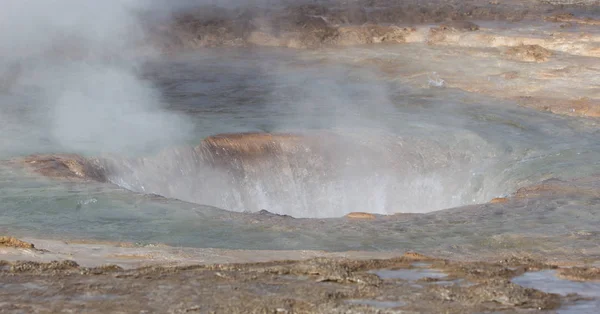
xmin=1 ymin=47 xmax=600 ymax=251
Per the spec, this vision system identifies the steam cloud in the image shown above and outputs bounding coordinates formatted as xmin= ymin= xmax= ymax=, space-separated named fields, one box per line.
xmin=0 ymin=0 xmax=193 ymax=156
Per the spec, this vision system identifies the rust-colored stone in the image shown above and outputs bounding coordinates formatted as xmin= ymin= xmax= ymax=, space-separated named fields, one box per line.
xmin=199 ymin=132 xmax=303 ymax=157
xmin=0 ymin=236 xmax=34 ymax=249
xmin=402 ymin=252 xmax=432 ymax=260
xmin=504 ymin=44 xmax=552 ymax=62
xmin=16 ymin=154 xmax=106 ymax=182
xmin=345 ymin=212 xmax=376 ymax=219
xmin=490 ymin=197 xmax=509 ymax=204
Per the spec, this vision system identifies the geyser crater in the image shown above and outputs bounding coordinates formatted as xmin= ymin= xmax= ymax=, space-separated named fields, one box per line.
xmin=79 ymin=130 xmax=510 ymax=218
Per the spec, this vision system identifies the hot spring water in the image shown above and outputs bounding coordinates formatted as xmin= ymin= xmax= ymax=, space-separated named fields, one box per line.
xmin=1 ymin=49 xmax=599 ymax=248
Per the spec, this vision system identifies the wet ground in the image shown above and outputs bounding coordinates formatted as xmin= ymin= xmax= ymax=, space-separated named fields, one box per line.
xmin=2 ymin=247 xmax=600 ymax=313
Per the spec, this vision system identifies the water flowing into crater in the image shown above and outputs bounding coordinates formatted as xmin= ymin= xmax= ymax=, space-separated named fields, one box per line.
xmin=95 ymin=130 xmax=501 ymax=218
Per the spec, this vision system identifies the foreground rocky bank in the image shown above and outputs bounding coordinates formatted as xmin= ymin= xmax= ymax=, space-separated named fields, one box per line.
xmin=2 ymin=241 xmax=599 ymax=313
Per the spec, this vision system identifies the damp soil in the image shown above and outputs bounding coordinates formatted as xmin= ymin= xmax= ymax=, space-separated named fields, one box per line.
xmin=0 ymin=252 xmax=574 ymax=313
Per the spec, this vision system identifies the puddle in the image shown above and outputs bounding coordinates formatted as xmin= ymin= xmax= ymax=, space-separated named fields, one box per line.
xmin=371 ymin=268 xmax=447 ymax=281
xmin=560 ymin=300 xmax=600 ymax=314
xmin=512 ymin=270 xmax=600 ymax=298
xmin=512 ymin=270 xmax=600 ymax=314
xmin=345 ymin=299 xmax=406 ymax=308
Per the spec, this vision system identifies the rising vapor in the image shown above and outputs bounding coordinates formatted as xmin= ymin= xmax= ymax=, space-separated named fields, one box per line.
xmin=0 ymin=0 xmax=192 ymax=155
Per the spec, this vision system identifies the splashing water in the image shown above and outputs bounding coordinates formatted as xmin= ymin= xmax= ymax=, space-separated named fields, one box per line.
xmin=95 ymin=129 xmax=502 ymax=218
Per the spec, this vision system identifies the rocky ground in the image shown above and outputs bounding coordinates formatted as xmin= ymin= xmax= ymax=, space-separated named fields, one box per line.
xmin=0 ymin=241 xmax=594 ymax=313
xmin=150 ymin=0 xmax=557 ymax=50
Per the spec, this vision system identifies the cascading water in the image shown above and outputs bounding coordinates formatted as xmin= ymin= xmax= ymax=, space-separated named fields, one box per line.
xmin=93 ymin=128 xmax=510 ymax=218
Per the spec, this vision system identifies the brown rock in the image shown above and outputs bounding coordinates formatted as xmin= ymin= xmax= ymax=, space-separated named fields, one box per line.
xmin=503 ymin=44 xmax=552 ymax=62
xmin=345 ymin=212 xmax=376 ymax=219
xmin=199 ymin=132 xmax=304 ymax=158
xmin=0 ymin=236 xmax=34 ymax=249
xmin=490 ymin=197 xmax=509 ymax=204
xmin=557 ymin=267 xmax=600 ymax=281
xmin=336 ymin=25 xmax=414 ymax=45
xmin=16 ymin=154 xmax=106 ymax=182
xmin=402 ymin=252 xmax=431 ymax=260
xmin=427 ymin=21 xmax=480 ymax=44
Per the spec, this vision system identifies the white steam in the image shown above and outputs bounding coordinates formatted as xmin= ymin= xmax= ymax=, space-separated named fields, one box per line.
xmin=0 ymin=0 xmax=191 ymax=155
